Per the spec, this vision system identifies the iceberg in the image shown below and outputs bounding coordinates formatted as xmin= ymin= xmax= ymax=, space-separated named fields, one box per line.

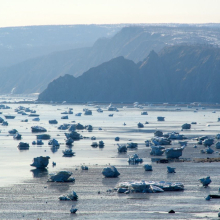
xmin=62 ymin=149 xmax=75 ymax=157
xmin=128 ymin=154 xmax=143 ymax=163
xmin=203 ymin=138 xmax=214 ymax=147
xmin=150 ymin=146 xmax=165 ymax=156
xmin=59 ymin=191 xmax=78 ymax=201
xmin=165 ymin=147 xmax=185 ymax=159
xmin=127 ymin=142 xmax=138 ymax=148
xmin=137 ymin=122 xmax=144 ymax=128
xmin=36 ymin=134 xmax=51 ymax=140
xmin=48 ymin=139 xmax=60 ymax=146
xmin=31 ymin=126 xmax=47 ymax=133
xmin=167 ymin=166 xmax=176 ymax=173
xmin=117 ymin=144 xmax=127 ymax=153
xmin=182 ymin=123 xmax=191 ymax=129
xmin=157 ymin=116 xmax=165 ymax=121
xmin=17 ymin=142 xmax=29 ymax=150
xmin=199 ymin=176 xmax=212 ymax=187
xmin=143 ymin=164 xmax=153 ymax=171
xmin=48 ymin=171 xmax=75 ymax=182
xmin=49 ymin=119 xmax=58 ymax=124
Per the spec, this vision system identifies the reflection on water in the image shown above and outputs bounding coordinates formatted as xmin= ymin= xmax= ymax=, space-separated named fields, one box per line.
xmin=30 ymin=168 xmax=48 ymax=178
xmin=102 ymin=177 xmax=120 ymax=186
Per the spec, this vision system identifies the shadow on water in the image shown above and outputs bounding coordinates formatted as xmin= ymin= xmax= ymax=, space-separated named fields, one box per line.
xmin=30 ymin=168 xmax=48 ymax=178
xmin=48 ymin=182 xmax=72 ymax=193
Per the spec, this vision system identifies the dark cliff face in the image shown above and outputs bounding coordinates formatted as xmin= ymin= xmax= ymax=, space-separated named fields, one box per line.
xmin=38 ymin=45 xmax=220 ymax=103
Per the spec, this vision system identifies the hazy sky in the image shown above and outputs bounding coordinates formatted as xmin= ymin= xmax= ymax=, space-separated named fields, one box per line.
xmin=1 ymin=0 xmax=220 ymax=27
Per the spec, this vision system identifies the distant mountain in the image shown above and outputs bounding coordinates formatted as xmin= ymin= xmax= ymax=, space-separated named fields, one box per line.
xmin=0 ymin=24 xmax=122 ymax=67
xmin=1 ymin=24 xmax=220 ymax=94
xmin=38 ymin=45 xmax=220 ymax=103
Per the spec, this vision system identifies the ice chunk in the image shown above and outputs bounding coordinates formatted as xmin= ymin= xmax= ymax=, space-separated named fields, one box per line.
xmin=128 ymin=154 xmax=143 ymax=163
xmin=48 ymin=139 xmax=60 ymax=146
xmin=48 ymin=171 xmax=75 ymax=182
xmin=117 ymin=144 xmax=127 ymax=153
xmin=199 ymin=176 xmax=212 ymax=187
xmin=182 ymin=123 xmax=191 ymax=129
xmin=31 ymin=126 xmax=47 ymax=132
xmin=102 ymin=166 xmax=120 ymax=178
xmin=165 ymin=147 xmax=184 ymax=159
xmin=30 ymin=156 xmax=50 ymax=169
xmin=143 ymin=164 xmax=152 ymax=171
xmin=167 ymin=166 xmax=176 ymax=173
xmin=59 ymin=191 xmax=78 ymax=201
xmin=150 ymin=146 xmax=165 ymax=156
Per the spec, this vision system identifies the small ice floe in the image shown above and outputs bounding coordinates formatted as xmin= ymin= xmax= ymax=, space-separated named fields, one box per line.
xmin=102 ymin=166 xmax=120 ymax=178
xmin=203 ymin=138 xmax=214 ymax=147
xmin=62 ymin=149 xmax=75 ymax=157
xmin=216 ymin=142 xmax=220 ymax=149
xmin=30 ymin=156 xmax=50 ymax=169
xmin=97 ymin=108 xmax=103 ymax=113
xmin=4 ymin=115 xmax=15 ymax=119
xmin=91 ymin=142 xmax=98 ymax=147
xmin=21 ymin=119 xmax=28 ymax=122
xmin=29 ymin=113 xmax=39 ymax=117
xmin=75 ymin=123 xmax=84 ymax=130
xmin=205 ymin=195 xmax=211 ymax=201
xmin=61 ymin=115 xmax=68 ymax=119
xmin=81 ymin=165 xmax=88 ymax=170
xmin=191 ymin=122 xmax=197 ymax=124
xmin=109 ymin=114 xmax=114 ymax=117
xmin=182 ymin=123 xmax=191 ymax=129
xmin=128 ymin=154 xmax=143 ymax=163
xmin=167 ymin=132 xmax=186 ymax=140
xmin=32 ymin=117 xmax=40 ymax=121
xmin=154 ymin=130 xmax=163 ymax=137
xmin=206 ymin=147 xmax=214 ymax=154
xmin=52 ymin=161 xmax=56 ymax=166
xmin=49 ymin=119 xmax=58 ymax=124
xmin=32 ymin=139 xmax=44 ymax=145
xmin=137 ymin=122 xmax=144 ymax=128
xmin=157 ymin=116 xmax=165 ymax=121
xmin=150 ymin=146 xmax=165 ymax=156
xmin=37 ymin=134 xmax=51 ymax=140
xmin=65 ymin=131 xmax=82 ymax=140
xmin=117 ymin=144 xmax=127 ymax=153
xmin=115 ymin=137 xmax=120 ymax=141
xmin=17 ymin=142 xmax=29 ymax=150
xmin=141 ymin=111 xmax=148 ymax=115
xmin=31 ymin=126 xmax=47 ymax=132
xmin=48 ymin=139 xmax=60 ymax=147
xmin=70 ymin=206 xmax=77 ymax=214
xmin=59 ymin=191 xmax=78 ymax=201
xmin=13 ymin=133 xmax=22 ymax=140
xmin=48 ymin=171 xmax=75 ymax=182
xmin=167 ymin=166 xmax=176 ymax=173
xmin=86 ymin=125 xmax=93 ymax=131
xmin=99 ymin=140 xmax=104 ymax=147
xmin=151 ymin=137 xmax=171 ymax=145
xmin=199 ymin=176 xmax=212 ymax=187
xmin=165 ymin=147 xmax=185 ymax=159
xmin=84 ymin=109 xmax=92 ymax=115
xmin=75 ymin=113 xmax=82 ymax=116
xmin=2 ymin=121 xmax=8 ymax=126
xmin=143 ymin=164 xmax=152 ymax=171
xmin=91 ymin=136 xmax=96 ymax=140
xmin=66 ymin=138 xmax=74 ymax=146
xmin=127 ymin=142 xmax=138 ymax=148
xmin=116 ymin=180 xmax=184 ymax=193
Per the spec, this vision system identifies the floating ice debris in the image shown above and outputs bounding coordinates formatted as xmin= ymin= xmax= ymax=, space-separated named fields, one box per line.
xmin=115 ymin=137 xmax=120 ymax=141
xmin=31 ymin=126 xmax=47 ymax=132
xmin=0 ymin=117 xmax=4 ymax=123
xmin=127 ymin=142 xmax=138 ymax=148
xmin=81 ymin=165 xmax=88 ymax=170
xmin=169 ymin=210 xmax=175 ymax=214
xmin=66 ymin=138 xmax=74 ymax=146
xmin=17 ymin=142 xmax=29 ymax=150
xmin=216 ymin=134 xmax=220 ymax=139
xmin=98 ymin=127 xmax=102 ymax=130
xmin=75 ymin=113 xmax=82 ymax=116
xmin=117 ymin=180 xmax=184 ymax=193
xmin=151 ymin=137 xmax=171 ymax=145
xmin=48 ymin=139 xmax=60 ymax=147
xmin=168 ymin=132 xmax=186 ymax=140
xmin=91 ymin=136 xmax=96 ymax=140
xmin=86 ymin=125 xmax=93 ymax=131
xmin=137 ymin=122 xmax=144 ymax=128
xmin=48 ymin=171 xmax=75 ymax=182
xmin=145 ymin=140 xmax=150 ymax=147
xmin=70 ymin=206 xmax=77 ymax=214
xmin=99 ymin=140 xmax=104 ymax=147
xmin=49 ymin=119 xmax=58 ymax=124
xmin=206 ymin=147 xmax=214 ymax=154
xmin=32 ymin=117 xmax=40 ymax=121
xmin=167 ymin=166 xmax=176 ymax=173
xmin=216 ymin=142 xmax=220 ymax=149
xmin=32 ymin=139 xmax=44 ymax=145
xmin=4 ymin=115 xmax=15 ymax=119
xmin=179 ymin=141 xmax=187 ymax=146
xmin=141 ymin=111 xmax=148 ymax=115
xmin=154 ymin=130 xmax=163 ymax=137
xmin=30 ymin=156 xmax=50 ymax=169
xmin=199 ymin=176 xmax=212 ymax=187
xmin=21 ymin=119 xmax=28 ymax=122
xmin=145 ymin=121 xmax=149 ymax=124
xmin=200 ymin=149 xmax=205 ymax=154
xmin=102 ymin=166 xmax=120 ymax=178
xmin=182 ymin=123 xmax=191 ymax=129
xmin=205 ymin=195 xmax=211 ymax=201
xmin=65 ymin=131 xmax=82 ymax=140
xmin=8 ymin=129 xmax=18 ymax=134
xmin=91 ymin=142 xmax=98 ymax=147
xmin=69 ymin=125 xmax=76 ymax=131
xmin=203 ymin=139 xmax=214 ymax=147
xmin=157 ymin=116 xmax=165 ymax=121
xmin=58 ymin=124 xmax=69 ymax=130
xmin=62 ymin=149 xmax=75 ymax=157
xmin=109 ymin=114 xmax=114 ymax=117
xmin=165 ymin=147 xmax=185 ymax=159
xmin=61 ymin=115 xmax=68 ymax=119
xmin=2 ymin=121 xmax=8 ymax=126
xmin=128 ymin=154 xmax=143 ymax=163
xmin=0 ymin=104 xmax=10 ymax=109
xmin=97 ymin=108 xmax=103 ymax=113
xmin=194 ymin=145 xmax=197 ymax=148
xmin=52 ymin=161 xmax=56 ymax=166
xmin=59 ymin=191 xmax=78 ymax=201
xmin=75 ymin=123 xmax=84 ymax=130
xmin=84 ymin=109 xmax=92 ymax=115
xmin=37 ymin=134 xmax=51 ymax=140
xmin=150 ymin=146 xmax=165 ymax=156
xmin=117 ymin=144 xmax=127 ymax=153
xmin=144 ymin=164 xmax=152 ymax=171
xmin=107 ymin=104 xmax=117 ymax=111
xmin=13 ymin=133 xmax=22 ymax=140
